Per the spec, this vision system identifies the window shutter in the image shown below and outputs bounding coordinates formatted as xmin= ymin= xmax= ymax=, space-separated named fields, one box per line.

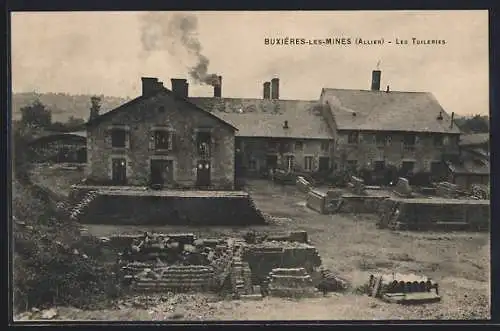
xmin=170 ymin=131 xmax=176 ymax=151
xmin=149 ymin=130 xmax=155 ymax=150
xmin=105 ymin=130 xmax=111 ymax=146
xmin=126 ymin=131 xmax=131 ymax=149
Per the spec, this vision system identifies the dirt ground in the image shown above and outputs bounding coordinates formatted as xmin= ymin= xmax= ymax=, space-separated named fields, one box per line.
xmin=21 ymin=167 xmax=491 ymax=320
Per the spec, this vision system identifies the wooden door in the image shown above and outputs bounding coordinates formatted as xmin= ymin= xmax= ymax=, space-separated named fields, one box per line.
xmin=266 ymin=154 xmax=278 ymax=170
xmin=151 ymin=160 xmax=174 ymax=185
xmin=319 ymin=157 xmax=330 ymax=172
xmin=196 ymin=160 xmax=211 ymax=187
xmin=112 ymin=158 xmax=127 ymax=184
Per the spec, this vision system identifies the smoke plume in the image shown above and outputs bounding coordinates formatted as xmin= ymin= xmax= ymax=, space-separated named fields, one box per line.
xmin=140 ymin=12 xmax=220 ymax=86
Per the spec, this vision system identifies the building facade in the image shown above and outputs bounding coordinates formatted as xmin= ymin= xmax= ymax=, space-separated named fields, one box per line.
xmin=320 ymin=70 xmax=462 ymax=177
xmin=85 ymin=77 xmax=237 ymax=189
xmin=190 ymin=79 xmax=336 ymax=178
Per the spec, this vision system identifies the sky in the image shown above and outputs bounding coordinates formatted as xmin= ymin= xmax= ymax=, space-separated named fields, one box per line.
xmin=11 ymin=10 xmax=489 ymax=116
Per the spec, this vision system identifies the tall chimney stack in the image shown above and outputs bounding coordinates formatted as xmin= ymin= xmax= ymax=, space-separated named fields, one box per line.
xmin=213 ymin=76 xmax=222 ymax=98
xmin=142 ymin=77 xmax=160 ymax=97
xmin=271 ymin=78 xmax=280 ymax=100
xmin=263 ymin=82 xmax=271 ymax=99
xmin=371 ymin=70 xmax=381 ymax=91
xmin=171 ymin=78 xmax=189 ymax=99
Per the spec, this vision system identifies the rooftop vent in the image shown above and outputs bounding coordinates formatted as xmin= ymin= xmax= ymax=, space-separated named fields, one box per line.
xmin=352 ymin=112 xmax=357 ymax=117
xmin=386 ymin=85 xmax=390 ymax=93
xmin=283 ymin=120 xmax=289 ymax=129
xmin=437 ymin=111 xmax=443 ymax=120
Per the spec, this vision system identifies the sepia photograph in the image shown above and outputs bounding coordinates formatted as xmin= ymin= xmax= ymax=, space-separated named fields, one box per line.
xmin=11 ymin=10 xmax=490 ymax=321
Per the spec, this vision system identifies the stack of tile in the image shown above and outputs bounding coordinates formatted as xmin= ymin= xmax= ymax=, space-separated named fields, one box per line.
xmin=69 ymin=190 xmax=99 ymax=221
xmin=132 ymin=265 xmax=215 ymax=292
xmin=267 ymin=267 xmax=320 ymax=298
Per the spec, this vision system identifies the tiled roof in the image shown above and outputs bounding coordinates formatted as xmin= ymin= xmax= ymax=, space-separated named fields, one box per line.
xmin=189 ymin=97 xmax=333 ymax=139
xmin=321 ymin=88 xmax=462 ymax=134
xmin=459 ymin=133 xmax=489 ymax=146
xmin=85 ymin=89 xmax=237 ymax=131
xmin=447 ymin=158 xmax=490 ymax=175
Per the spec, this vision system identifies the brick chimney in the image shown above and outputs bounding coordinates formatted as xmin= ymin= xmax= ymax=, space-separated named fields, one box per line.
xmin=271 ymin=78 xmax=280 ymax=100
xmin=263 ymin=82 xmax=271 ymax=99
xmin=141 ymin=77 xmax=160 ymax=97
xmin=213 ymin=76 xmax=222 ymax=98
xmin=171 ymin=78 xmax=189 ymax=98
xmin=371 ymin=70 xmax=381 ymax=91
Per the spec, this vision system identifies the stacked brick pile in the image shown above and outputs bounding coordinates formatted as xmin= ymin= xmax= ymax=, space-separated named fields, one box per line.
xmin=69 ymin=190 xmax=99 ymax=221
xmin=230 ymin=257 xmax=253 ymax=297
xmin=242 ymin=241 xmax=322 ymax=285
xmin=471 ymin=184 xmax=490 ymax=200
xmin=296 ymin=176 xmax=313 ymax=193
xmin=367 ymin=273 xmax=441 ymax=304
xmin=267 ymin=268 xmax=320 ymax=298
xmin=350 ymin=176 xmax=367 ymax=195
xmin=131 ymin=265 xmax=216 ymax=292
xmin=393 ymin=177 xmax=413 ymax=198
xmin=436 ymin=182 xmax=459 ymax=198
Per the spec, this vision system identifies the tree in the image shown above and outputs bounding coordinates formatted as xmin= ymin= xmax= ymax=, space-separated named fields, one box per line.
xmin=89 ymin=96 xmax=101 ymax=121
xmin=67 ymin=116 xmax=85 ymax=129
xmin=456 ymin=114 xmax=489 ymax=133
xmin=20 ymin=100 xmax=52 ymax=129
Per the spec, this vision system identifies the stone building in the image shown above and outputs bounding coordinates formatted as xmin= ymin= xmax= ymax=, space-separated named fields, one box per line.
xmin=84 ymin=77 xmax=237 ymax=189
xmin=190 ymin=78 xmax=335 ymax=177
xmin=319 ymin=70 xmax=462 ymax=176
xmin=445 ymin=133 xmax=490 ymax=188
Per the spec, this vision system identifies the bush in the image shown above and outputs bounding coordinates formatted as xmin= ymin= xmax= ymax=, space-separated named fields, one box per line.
xmin=13 ymin=176 xmax=123 ymax=312
xmin=12 ymin=128 xmax=123 ymax=312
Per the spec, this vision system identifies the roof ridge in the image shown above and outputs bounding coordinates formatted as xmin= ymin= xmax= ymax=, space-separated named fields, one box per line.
xmin=322 ymin=87 xmax=431 ymax=94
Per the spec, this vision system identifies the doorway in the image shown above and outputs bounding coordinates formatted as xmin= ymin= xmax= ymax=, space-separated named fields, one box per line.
xmin=266 ymin=154 xmax=278 ymax=171
xmin=150 ymin=159 xmax=174 ymax=186
xmin=318 ymin=157 xmax=330 ymax=172
xmin=111 ymin=158 xmax=127 ymax=184
xmin=196 ymin=160 xmax=211 ymax=187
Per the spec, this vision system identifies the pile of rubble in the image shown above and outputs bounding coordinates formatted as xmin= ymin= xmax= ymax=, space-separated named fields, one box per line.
xmin=119 ymin=233 xmax=236 ymax=293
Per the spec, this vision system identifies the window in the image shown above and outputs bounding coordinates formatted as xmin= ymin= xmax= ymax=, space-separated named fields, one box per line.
xmin=401 ymin=161 xmax=415 ymax=176
xmin=295 ymin=141 xmax=304 ymax=151
xmin=373 ymin=161 xmax=386 ymax=171
xmin=363 ymin=134 xmax=375 ymax=144
xmin=403 ymin=134 xmax=416 ymax=146
xmin=376 ymin=133 xmax=387 ymax=146
xmin=304 ymin=156 xmax=313 ymax=171
xmin=196 ymin=131 xmax=211 ymax=157
xmin=267 ymin=141 xmax=279 ymax=151
xmin=433 ymin=135 xmax=443 ymax=147
xmin=321 ymin=141 xmax=330 ymax=151
xmin=286 ymin=155 xmax=295 ymax=171
xmin=154 ymin=130 xmax=172 ymax=150
xmin=248 ymin=159 xmax=257 ymax=171
xmin=347 ymin=160 xmax=358 ymax=170
xmin=111 ymin=129 xmax=126 ymax=148
xmin=347 ymin=132 xmax=359 ymax=144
